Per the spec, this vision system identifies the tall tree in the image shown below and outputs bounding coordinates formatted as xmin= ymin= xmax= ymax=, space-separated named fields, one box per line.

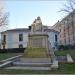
xmin=0 ymin=11 xmax=8 ymax=27
xmin=60 ymin=0 xmax=75 ymax=12
xmin=0 ymin=1 xmax=9 ymax=48
xmin=0 ymin=1 xmax=9 ymax=32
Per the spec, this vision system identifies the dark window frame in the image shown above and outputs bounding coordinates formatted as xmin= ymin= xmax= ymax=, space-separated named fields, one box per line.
xmin=3 ymin=35 xmax=6 ymax=42
xmin=55 ymin=34 xmax=57 ymax=42
xmin=19 ymin=34 xmax=23 ymax=41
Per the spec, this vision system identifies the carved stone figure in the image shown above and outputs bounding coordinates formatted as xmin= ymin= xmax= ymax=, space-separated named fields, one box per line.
xmin=31 ymin=16 xmax=42 ymax=32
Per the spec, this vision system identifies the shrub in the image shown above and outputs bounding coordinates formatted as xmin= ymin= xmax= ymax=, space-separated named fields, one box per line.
xmin=58 ymin=44 xmax=75 ymax=50
xmin=0 ymin=48 xmax=25 ymax=53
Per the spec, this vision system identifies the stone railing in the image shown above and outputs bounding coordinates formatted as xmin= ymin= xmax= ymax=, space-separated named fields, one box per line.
xmin=0 ymin=55 xmax=22 ymax=68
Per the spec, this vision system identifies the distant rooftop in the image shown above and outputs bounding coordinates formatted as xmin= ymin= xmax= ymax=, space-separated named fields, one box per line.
xmin=1 ymin=28 xmax=30 ymax=33
xmin=44 ymin=29 xmax=59 ymax=33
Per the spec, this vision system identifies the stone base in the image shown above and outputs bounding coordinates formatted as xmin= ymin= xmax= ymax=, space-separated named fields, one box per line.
xmin=6 ymin=58 xmax=58 ymax=70
xmin=51 ymin=60 xmax=58 ymax=69
xmin=24 ymin=48 xmax=49 ymax=58
xmin=28 ymin=33 xmax=48 ymax=49
xmin=66 ymin=54 xmax=74 ymax=63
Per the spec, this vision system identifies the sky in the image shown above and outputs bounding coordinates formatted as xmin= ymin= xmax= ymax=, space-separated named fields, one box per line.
xmin=4 ymin=0 xmax=67 ymax=29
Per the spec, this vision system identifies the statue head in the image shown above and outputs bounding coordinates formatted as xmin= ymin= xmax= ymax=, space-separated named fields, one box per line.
xmin=37 ymin=16 xmax=40 ymax=20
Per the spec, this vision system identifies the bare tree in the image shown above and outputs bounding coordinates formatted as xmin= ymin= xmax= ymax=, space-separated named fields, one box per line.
xmin=0 ymin=8 xmax=9 ymax=32
xmin=60 ymin=0 xmax=75 ymax=13
xmin=0 ymin=0 xmax=8 ymax=28
xmin=0 ymin=12 xmax=8 ymax=26
xmin=0 ymin=1 xmax=9 ymax=48
xmin=59 ymin=0 xmax=75 ymax=44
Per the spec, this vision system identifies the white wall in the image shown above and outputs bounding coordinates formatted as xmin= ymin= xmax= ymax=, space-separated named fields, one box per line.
xmin=47 ymin=31 xmax=59 ymax=49
xmin=1 ymin=30 xmax=59 ymax=49
xmin=1 ymin=31 xmax=29 ymax=49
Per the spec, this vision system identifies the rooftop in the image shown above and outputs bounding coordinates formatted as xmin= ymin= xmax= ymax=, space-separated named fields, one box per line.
xmin=44 ymin=29 xmax=59 ymax=33
xmin=1 ymin=28 xmax=30 ymax=33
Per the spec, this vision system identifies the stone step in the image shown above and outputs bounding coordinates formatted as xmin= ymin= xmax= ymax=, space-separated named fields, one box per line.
xmin=20 ymin=58 xmax=51 ymax=63
xmin=6 ymin=66 xmax=51 ymax=70
xmin=13 ymin=62 xmax=52 ymax=67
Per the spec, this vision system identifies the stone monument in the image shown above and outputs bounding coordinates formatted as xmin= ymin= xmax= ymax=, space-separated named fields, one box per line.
xmin=24 ymin=16 xmax=49 ymax=58
xmin=24 ymin=16 xmax=55 ymax=59
xmin=28 ymin=16 xmax=48 ymax=49
xmin=5 ymin=17 xmax=58 ymax=70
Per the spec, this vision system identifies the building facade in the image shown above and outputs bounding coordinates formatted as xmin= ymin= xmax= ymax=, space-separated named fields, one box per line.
xmin=1 ymin=28 xmax=29 ymax=49
xmin=1 ymin=17 xmax=59 ymax=49
xmin=45 ymin=29 xmax=59 ymax=49
xmin=53 ymin=10 xmax=75 ymax=46
xmin=1 ymin=28 xmax=59 ymax=49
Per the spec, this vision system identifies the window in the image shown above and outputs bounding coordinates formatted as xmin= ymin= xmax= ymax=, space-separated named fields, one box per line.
xmin=3 ymin=35 xmax=6 ymax=42
xmin=3 ymin=45 xmax=5 ymax=49
xmin=60 ymin=29 xmax=61 ymax=32
xmin=19 ymin=34 xmax=23 ymax=41
xmin=55 ymin=34 xmax=57 ymax=42
xmin=64 ymin=39 xmax=66 ymax=45
xmin=19 ymin=44 xmax=23 ymax=48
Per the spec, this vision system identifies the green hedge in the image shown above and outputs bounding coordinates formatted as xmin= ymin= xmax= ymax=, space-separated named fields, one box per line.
xmin=0 ymin=48 xmax=25 ymax=53
xmin=58 ymin=44 xmax=75 ymax=50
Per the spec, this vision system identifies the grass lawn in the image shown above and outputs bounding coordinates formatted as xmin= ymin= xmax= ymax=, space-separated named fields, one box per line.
xmin=0 ymin=50 xmax=75 ymax=74
xmin=0 ymin=63 xmax=75 ymax=74
xmin=55 ymin=50 xmax=75 ymax=59
xmin=0 ymin=53 xmax=20 ymax=61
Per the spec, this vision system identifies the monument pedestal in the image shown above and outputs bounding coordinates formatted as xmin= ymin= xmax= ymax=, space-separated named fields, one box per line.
xmin=28 ymin=32 xmax=48 ymax=49
xmin=24 ymin=16 xmax=54 ymax=59
xmin=23 ymin=16 xmax=58 ymax=69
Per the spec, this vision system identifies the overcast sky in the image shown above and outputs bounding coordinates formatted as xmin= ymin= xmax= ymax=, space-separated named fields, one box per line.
xmin=4 ymin=0 xmax=67 ymax=29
